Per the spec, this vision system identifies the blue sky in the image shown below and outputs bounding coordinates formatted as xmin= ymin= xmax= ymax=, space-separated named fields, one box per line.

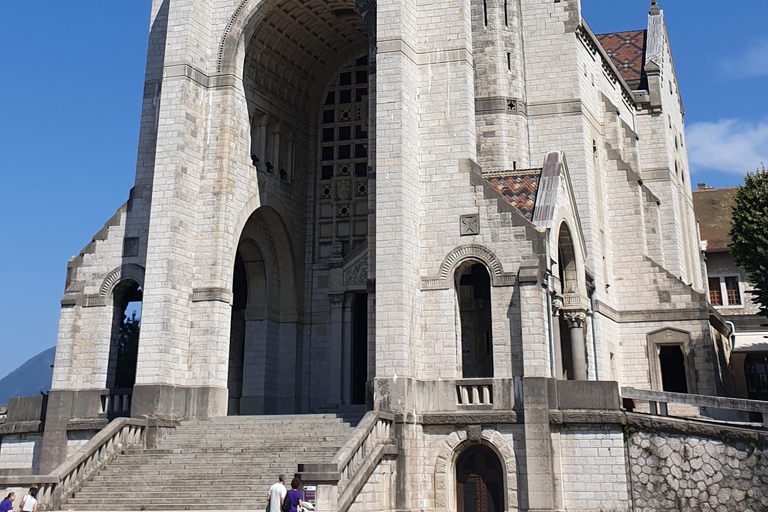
xmin=1 ymin=0 xmax=767 ymax=378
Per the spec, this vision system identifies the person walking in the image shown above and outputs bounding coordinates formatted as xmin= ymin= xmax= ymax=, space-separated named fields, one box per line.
xmin=0 ymin=492 xmax=15 ymax=512
xmin=267 ymin=474 xmax=287 ymax=512
xmin=20 ymin=487 xmax=38 ymax=512
xmin=286 ymin=479 xmax=303 ymax=512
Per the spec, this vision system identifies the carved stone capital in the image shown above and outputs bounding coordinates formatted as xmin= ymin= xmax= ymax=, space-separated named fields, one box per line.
xmin=329 ymin=293 xmax=345 ymax=306
xmin=562 ymin=310 xmax=587 ymax=329
xmin=551 ymin=295 xmax=564 ymax=315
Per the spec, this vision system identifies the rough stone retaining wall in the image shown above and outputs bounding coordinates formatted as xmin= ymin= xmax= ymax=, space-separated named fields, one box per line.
xmin=627 ymin=429 xmax=768 ymax=511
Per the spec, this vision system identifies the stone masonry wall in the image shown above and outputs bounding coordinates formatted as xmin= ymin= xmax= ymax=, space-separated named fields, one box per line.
xmin=347 ymin=458 xmax=397 ymax=512
xmin=0 ymin=435 xmax=42 ymax=474
xmin=627 ymin=430 xmax=768 ymax=511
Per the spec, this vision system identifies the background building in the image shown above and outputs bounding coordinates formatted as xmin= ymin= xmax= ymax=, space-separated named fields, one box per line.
xmin=694 ymin=184 xmax=768 ymax=403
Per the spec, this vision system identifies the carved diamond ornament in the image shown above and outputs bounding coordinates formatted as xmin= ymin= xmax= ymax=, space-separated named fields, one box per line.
xmin=460 ymin=214 xmax=480 ymax=236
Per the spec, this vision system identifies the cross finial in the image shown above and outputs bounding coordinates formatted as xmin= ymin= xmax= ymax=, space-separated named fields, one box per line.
xmin=650 ymin=0 xmax=660 ymax=15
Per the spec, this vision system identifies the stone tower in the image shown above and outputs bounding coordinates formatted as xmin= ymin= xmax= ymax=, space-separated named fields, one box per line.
xmin=38 ymin=1 xmax=729 ymax=510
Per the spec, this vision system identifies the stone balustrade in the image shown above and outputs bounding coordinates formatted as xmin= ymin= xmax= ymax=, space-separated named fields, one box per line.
xmin=0 ymin=418 xmax=146 ymax=510
xmin=456 ymin=380 xmax=494 ymax=407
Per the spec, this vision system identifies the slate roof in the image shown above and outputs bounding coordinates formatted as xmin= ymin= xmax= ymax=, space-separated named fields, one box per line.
xmin=484 ymin=170 xmax=542 ymax=220
xmin=692 ymin=187 xmax=738 ymax=252
xmin=596 ymin=30 xmax=647 ymax=90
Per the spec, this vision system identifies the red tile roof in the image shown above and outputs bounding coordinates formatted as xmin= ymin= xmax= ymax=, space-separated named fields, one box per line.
xmin=596 ymin=30 xmax=647 ymax=90
xmin=692 ymin=187 xmax=738 ymax=252
xmin=484 ymin=170 xmax=542 ymax=220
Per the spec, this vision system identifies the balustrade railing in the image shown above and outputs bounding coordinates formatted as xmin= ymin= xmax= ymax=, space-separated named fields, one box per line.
xmin=456 ymin=380 xmax=494 ymax=406
xmin=0 ymin=418 xmax=146 ymax=510
xmin=100 ymin=389 xmax=132 ymax=417
xmin=331 ymin=411 xmax=395 ymax=512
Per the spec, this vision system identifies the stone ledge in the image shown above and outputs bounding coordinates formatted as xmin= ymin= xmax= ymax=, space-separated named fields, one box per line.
xmin=549 ymin=409 xmax=627 ymax=426
xmin=66 ymin=418 xmax=109 ymax=431
xmin=626 ymin=413 xmax=768 ymax=445
xmin=420 ymin=411 xmax=518 ymax=425
xmin=0 ymin=421 xmax=42 ymax=435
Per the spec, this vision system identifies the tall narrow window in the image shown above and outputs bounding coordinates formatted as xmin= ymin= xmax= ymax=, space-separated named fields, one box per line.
xmin=456 ymin=263 xmax=494 ymax=378
xmin=725 ymin=276 xmax=741 ymax=305
xmin=317 ymin=55 xmax=369 ymax=259
xmin=506 ymin=53 xmax=511 ymax=72
xmin=503 ymin=0 xmax=508 ymax=27
xmin=483 ymin=0 xmax=488 ymax=27
xmin=708 ymin=277 xmax=722 ymax=306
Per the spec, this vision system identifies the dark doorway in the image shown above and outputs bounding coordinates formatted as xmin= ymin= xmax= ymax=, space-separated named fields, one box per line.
xmin=228 ymin=251 xmax=248 ymax=415
xmin=456 ymin=444 xmax=504 ymax=512
xmin=351 ymin=293 xmax=368 ymax=405
xmin=457 ymin=263 xmax=494 ymax=378
xmin=659 ymin=345 xmax=688 ymax=393
xmin=558 ymin=316 xmax=575 ymax=380
xmin=745 ymin=354 xmax=768 ymax=401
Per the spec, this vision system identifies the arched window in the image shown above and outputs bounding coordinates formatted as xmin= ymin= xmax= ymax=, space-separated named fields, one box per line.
xmin=456 ymin=262 xmax=494 ymax=378
xmin=108 ymin=280 xmax=142 ymax=390
xmin=456 ymin=444 xmax=504 ymax=512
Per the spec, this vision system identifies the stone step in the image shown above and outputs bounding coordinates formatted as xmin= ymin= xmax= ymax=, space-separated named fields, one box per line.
xmin=63 ymin=414 xmax=358 ymax=510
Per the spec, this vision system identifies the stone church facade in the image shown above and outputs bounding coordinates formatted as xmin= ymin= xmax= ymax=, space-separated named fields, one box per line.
xmin=29 ymin=0 xmax=737 ymax=510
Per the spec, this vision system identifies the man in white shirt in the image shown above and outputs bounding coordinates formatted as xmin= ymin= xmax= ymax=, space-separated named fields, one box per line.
xmin=268 ymin=474 xmax=287 ymax=512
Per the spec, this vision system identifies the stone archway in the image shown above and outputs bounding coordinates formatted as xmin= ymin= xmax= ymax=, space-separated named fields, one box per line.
xmin=434 ymin=429 xmax=519 ymax=512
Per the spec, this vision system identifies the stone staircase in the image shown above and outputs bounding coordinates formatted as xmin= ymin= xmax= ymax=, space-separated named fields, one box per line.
xmin=63 ymin=414 xmax=360 ymax=510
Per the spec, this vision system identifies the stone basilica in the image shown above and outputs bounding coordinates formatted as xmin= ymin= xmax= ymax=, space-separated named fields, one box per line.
xmin=4 ymin=1 xmax=758 ymax=511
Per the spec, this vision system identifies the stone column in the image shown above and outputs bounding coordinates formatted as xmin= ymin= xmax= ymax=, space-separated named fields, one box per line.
xmin=551 ymin=296 xmax=564 ymax=379
xmin=342 ymin=294 xmax=354 ymax=405
xmin=328 ymin=293 xmax=345 ymax=406
xmin=563 ymin=311 xmax=588 ymax=381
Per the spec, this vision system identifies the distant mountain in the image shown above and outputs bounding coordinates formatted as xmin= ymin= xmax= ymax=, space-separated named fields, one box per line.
xmin=0 ymin=347 xmax=55 ymax=405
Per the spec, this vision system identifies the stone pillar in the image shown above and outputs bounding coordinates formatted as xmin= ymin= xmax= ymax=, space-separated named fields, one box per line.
xmin=522 ymin=377 xmax=558 ymax=511
xmin=551 ymin=296 xmax=564 ymax=379
xmin=563 ymin=311 xmax=588 ymax=381
xmin=328 ymin=293 xmax=345 ymax=406
xmin=342 ymin=294 xmax=354 ymax=405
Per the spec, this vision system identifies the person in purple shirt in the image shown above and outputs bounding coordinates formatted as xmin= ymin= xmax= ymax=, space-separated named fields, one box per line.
xmin=0 ymin=492 xmax=15 ymax=512
xmin=286 ymin=479 xmax=303 ymax=512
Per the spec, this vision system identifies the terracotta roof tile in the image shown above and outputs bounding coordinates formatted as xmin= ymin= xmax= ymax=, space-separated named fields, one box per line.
xmin=692 ymin=187 xmax=738 ymax=252
xmin=596 ymin=30 xmax=647 ymax=90
xmin=484 ymin=170 xmax=542 ymax=220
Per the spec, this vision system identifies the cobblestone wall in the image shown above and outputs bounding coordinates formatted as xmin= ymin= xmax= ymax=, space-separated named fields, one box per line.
xmin=627 ymin=430 xmax=768 ymax=511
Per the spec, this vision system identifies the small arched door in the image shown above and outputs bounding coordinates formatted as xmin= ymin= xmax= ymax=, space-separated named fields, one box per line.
xmin=456 ymin=444 xmax=504 ymax=512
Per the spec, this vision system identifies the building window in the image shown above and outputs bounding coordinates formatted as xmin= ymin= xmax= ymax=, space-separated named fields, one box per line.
xmin=316 ymin=55 xmax=369 ymax=259
xmin=708 ymin=277 xmax=722 ymax=305
xmin=709 ymin=276 xmax=742 ymax=307
xmin=725 ymin=276 xmax=742 ymax=305
xmin=745 ymin=355 xmax=768 ymax=400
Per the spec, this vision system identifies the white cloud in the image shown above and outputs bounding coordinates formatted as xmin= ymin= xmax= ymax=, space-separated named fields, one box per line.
xmin=687 ymin=119 xmax=768 ymax=174
xmin=719 ymin=39 xmax=768 ymax=79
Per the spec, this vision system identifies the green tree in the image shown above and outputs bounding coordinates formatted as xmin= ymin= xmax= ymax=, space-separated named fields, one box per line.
xmin=114 ymin=310 xmax=140 ymax=389
xmin=730 ymin=165 xmax=768 ymax=317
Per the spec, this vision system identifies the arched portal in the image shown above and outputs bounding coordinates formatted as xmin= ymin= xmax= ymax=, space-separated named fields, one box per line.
xmin=231 ymin=0 xmax=372 ymax=413
xmin=456 ymin=444 xmax=505 ymax=512
xmin=456 ymin=262 xmax=494 ymax=378
xmin=107 ymin=280 xmax=142 ymax=397
xmin=228 ymin=207 xmax=297 ymax=415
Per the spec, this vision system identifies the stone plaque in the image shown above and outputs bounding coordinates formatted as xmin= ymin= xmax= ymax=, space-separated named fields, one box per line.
xmin=460 ymin=214 xmax=480 ymax=236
